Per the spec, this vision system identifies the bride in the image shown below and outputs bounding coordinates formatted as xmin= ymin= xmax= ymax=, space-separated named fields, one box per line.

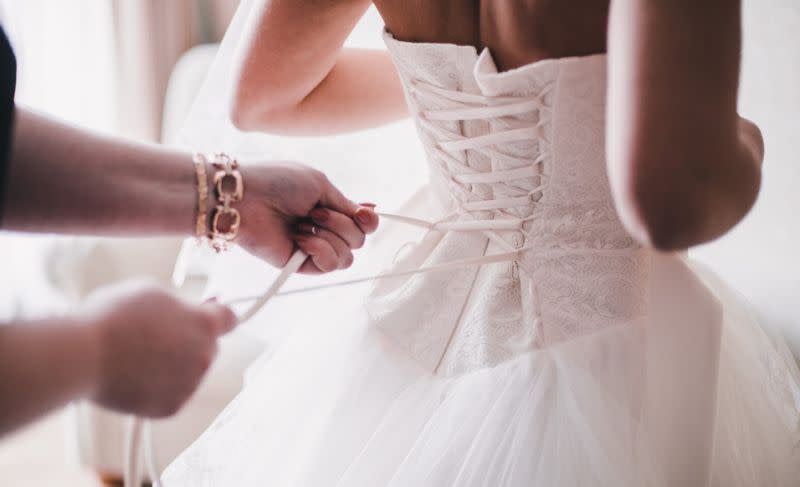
xmin=164 ymin=0 xmax=800 ymax=485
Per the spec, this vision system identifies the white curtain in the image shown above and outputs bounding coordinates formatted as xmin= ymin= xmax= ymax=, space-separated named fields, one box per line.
xmin=111 ymin=0 xmax=203 ymax=141
xmin=110 ymin=0 xmax=238 ymax=141
xmin=0 ymin=0 xmax=117 ymax=134
xmin=0 ymin=0 xmax=238 ymax=141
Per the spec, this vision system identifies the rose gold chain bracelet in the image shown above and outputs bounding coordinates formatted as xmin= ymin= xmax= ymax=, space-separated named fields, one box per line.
xmin=193 ymin=152 xmax=244 ymax=252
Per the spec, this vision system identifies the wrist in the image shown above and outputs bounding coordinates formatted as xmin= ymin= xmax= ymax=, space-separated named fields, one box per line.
xmin=193 ymin=153 xmax=244 ymax=251
xmin=114 ymin=146 xmax=199 ymax=237
xmin=72 ymin=313 xmax=107 ymax=401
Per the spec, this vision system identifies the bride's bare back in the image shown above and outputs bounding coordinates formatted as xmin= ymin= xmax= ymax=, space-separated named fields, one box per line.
xmin=373 ymin=0 xmax=609 ymax=70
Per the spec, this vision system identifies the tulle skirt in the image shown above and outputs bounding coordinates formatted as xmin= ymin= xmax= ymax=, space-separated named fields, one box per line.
xmin=163 ymin=253 xmax=800 ymax=487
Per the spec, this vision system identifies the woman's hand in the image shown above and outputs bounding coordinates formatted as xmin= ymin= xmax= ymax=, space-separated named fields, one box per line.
xmin=0 ymin=282 xmax=239 ymax=434
xmin=4 ymin=109 xmax=378 ymax=271
xmin=83 ymin=282 xmax=238 ymax=418
xmin=236 ymin=161 xmax=379 ymax=273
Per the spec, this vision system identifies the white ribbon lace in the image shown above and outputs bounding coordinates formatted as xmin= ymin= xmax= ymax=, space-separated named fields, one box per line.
xmin=411 ymin=78 xmax=551 ymax=251
xmin=231 ymin=79 xmax=554 ymax=316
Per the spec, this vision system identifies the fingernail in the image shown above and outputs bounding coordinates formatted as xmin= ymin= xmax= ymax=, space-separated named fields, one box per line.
xmin=355 ymin=208 xmax=373 ymax=225
xmin=204 ymin=296 xmax=218 ymax=304
xmin=359 ymin=202 xmax=377 ymax=208
xmin=310 ymin=208 xmax=329 ymax=223
xmin=297 ymin=222 xmax=315 ymax=234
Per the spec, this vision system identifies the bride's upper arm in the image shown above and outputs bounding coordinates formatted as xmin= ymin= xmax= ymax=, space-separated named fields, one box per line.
xmin=605 ymin=0 xmax=751 ymax=247
xmin=230 ymin=0 xmax=372 ymax=129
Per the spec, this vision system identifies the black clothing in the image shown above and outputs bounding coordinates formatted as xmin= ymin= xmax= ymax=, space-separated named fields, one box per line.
xmin=0 ymin=26 xmax=17 ymax=226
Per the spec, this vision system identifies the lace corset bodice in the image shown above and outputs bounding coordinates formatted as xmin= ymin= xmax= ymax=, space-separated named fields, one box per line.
xmin=368 ymin=33 xmax=648 ymax=375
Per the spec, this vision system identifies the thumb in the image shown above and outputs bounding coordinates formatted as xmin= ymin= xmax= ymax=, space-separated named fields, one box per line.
xmin=200 ymin=301 xmax=238 ymax=336
xmin=318 ymin=177 xmax=379 ymax=234
xmin=317 ymin=176 xmax=359 ymax=217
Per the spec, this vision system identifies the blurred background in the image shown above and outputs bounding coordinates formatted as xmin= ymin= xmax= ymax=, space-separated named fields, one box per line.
xmin=0 ymin=0 xmax=797 ymax=485
xmin=0 ymin=0 xmax=239 ymax=321
xmin=0 ymin=1 xmax=240 ymax=485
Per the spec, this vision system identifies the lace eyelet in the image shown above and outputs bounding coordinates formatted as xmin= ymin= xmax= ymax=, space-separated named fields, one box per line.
xmin=512 ymin=231 xmax=525 ymax=249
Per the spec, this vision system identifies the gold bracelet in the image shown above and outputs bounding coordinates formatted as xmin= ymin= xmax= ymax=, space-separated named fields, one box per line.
xmin=209 ymin=153 xmax=244 ymax=252
xmin=192 ymin=153 xmax=209 ymax=240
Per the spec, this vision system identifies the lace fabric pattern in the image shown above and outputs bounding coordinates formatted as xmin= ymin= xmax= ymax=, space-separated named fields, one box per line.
xmin=368 ymin=33 xmax=648 ymax=375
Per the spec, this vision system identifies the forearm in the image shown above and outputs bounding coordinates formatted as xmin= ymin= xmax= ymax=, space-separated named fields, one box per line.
xmin=0 ymin=319 xmax=99 ymax=436
xmin=607 ymin=0 xmax=760 ymax=249
xmin=2 ymin=107 xmax=196 ymax=235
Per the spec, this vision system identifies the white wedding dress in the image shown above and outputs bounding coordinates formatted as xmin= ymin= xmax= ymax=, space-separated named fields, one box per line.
xmin=163 ymin=31 xmax=800 ymax=486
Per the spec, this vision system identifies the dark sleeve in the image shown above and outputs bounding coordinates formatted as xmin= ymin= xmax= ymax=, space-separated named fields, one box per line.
xmin=0 ymin=25 xmax=16 ymax=226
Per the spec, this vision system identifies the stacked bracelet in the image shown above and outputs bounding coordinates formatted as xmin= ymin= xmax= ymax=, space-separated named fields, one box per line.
xmin=193 ymin=152 xmax=244 ymax=252
xmin=193 ymin=154 xmax=209 ymax=238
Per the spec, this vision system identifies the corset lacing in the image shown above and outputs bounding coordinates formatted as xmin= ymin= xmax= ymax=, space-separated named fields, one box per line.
xmin=404 ymin=78 xmax=552 ymax=258
xmin=227 ymin=81 xmax=557 ymax=308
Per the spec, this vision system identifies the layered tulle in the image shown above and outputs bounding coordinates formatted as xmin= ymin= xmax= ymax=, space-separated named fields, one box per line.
xmin=163 ymin=254 xmax=800 ymax=487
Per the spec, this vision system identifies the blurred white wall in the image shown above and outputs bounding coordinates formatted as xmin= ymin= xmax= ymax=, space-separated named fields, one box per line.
xmin=692 ymin=0 xmax=800 ymax=355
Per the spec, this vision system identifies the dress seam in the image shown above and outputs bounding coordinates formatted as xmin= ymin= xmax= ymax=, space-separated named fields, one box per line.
xmin=432 ymin=236 xmax=492 ymax=374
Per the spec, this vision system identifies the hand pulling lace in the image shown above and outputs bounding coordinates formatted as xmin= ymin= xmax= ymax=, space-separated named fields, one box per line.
xmin=124 ymin=210 xmax=530 ymax=487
